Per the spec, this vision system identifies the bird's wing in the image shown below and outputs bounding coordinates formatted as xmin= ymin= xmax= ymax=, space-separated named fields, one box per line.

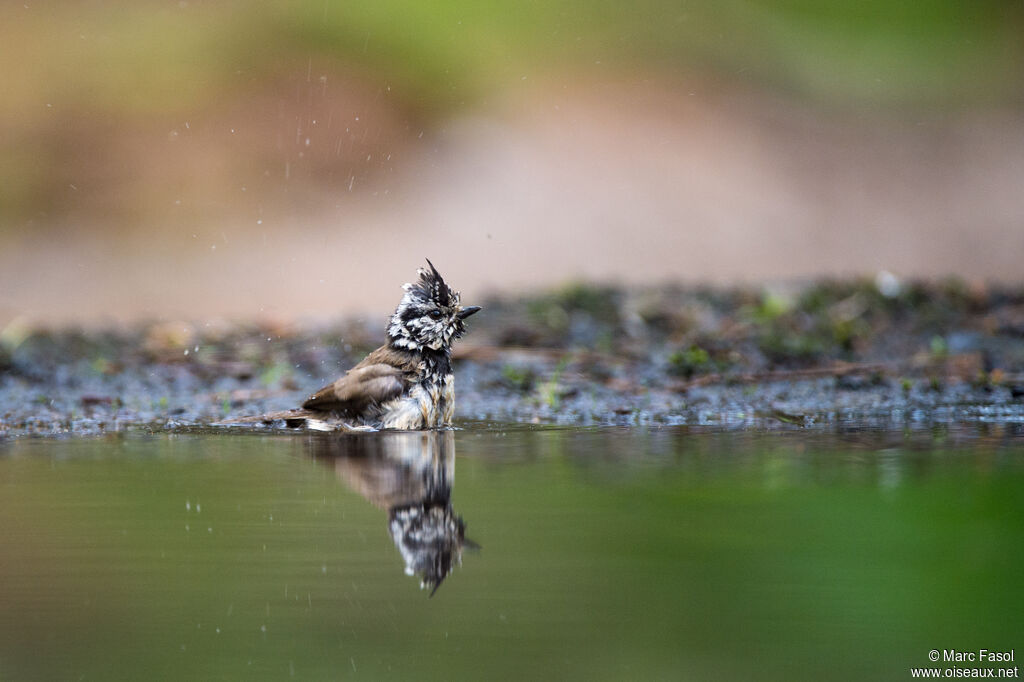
xmin=302 ymin=362 xmax=409 ymax=414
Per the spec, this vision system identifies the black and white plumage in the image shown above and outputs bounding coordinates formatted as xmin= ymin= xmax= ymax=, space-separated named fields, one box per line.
xmin=389 ymin=504 xmax=469 ymax=597
xmin=260 ymin=261 xmax=480 ymax=431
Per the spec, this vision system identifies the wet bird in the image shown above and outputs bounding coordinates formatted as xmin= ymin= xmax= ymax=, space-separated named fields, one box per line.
xmin=253 ymin=260 xmax=480 ymax=431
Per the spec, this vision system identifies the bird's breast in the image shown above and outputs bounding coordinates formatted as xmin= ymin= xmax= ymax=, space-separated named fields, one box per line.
xmin=440 ymin=374 xmax=455 ymax=424
xmin=377 ymin=374 xmax=454 ymax=430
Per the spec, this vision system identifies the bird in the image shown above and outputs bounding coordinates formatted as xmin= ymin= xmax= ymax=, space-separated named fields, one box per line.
xmin=246 ymin=260 xmax=480 ymax=431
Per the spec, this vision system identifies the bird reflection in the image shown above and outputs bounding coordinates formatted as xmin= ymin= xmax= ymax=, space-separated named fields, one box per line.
xmin=305 ymin=430 xmax=477 ymax=596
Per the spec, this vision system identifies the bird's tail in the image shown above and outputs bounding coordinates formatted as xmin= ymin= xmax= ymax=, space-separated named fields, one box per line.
xmin=214 ymin=409 xmax=374 ymax=432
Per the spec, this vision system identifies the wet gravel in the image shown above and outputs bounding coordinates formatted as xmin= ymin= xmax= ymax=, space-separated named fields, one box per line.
xmin=2 ymin=278 xmax=1023 ymax=438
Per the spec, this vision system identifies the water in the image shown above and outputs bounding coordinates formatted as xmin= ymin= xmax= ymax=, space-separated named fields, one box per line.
xmin=1 ymin=424 xmax=1022 ymax=681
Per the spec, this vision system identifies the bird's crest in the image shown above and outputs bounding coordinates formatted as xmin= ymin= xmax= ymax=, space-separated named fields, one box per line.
xmin=403 ymin=259 xmax=454 ymax=308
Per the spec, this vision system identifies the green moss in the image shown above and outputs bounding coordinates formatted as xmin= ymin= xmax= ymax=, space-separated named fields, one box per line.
xmin=500 ymin=364 xmax=535 ymax=392
xmin=90 ymin=357 xmax=113 ymax=376
xmin=259 ymin=361 xmax=291 ymax=388
xmin=750 ymin=292 xmax=794 ymax=324
xmin=668 ymin=345 xmax=712 ymax=379
xmin=555 ymin=283 xmax=620 ymax=322
xmin=758 ymin=331 xmax=827 ymax=366
xmin=526 ymin=299 xmax=571 ymax=333
xmin=796 ymin=281 xmax=855 ymax=315
xmin=538 ymin=357 xmax=571 ymax=409
xmin=829 ymin=317 xmax=869 ymax=353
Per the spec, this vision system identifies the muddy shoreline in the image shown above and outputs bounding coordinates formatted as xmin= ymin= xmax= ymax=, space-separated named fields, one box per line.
xmin=2 ymin=279 xmax=1022 ymax=438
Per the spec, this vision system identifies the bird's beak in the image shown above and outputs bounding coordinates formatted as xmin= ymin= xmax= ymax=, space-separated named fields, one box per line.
xmin=457 ymin=305 xmax=482 ymax=319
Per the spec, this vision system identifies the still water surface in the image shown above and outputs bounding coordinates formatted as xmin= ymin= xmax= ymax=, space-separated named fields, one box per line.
xmin=1 ymin=425 xmax=1022 ymax=680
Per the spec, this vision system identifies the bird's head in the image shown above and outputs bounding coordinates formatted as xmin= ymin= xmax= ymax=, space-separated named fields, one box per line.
xmin=387 ymin=260 xmax=481 ymax=352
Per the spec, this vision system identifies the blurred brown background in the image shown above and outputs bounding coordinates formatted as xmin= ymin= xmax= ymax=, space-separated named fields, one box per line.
xmin=2 ymin=0 xmax=1023 ymax=326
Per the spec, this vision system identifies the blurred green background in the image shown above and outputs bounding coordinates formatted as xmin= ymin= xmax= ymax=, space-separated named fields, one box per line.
xmin=5 ymin=0 xmax=1021 ymax=225
xmin=2 ymin=0 xmax=1023 ymax=323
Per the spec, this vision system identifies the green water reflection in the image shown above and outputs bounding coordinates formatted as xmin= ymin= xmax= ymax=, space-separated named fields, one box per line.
xmin=1 ymin=426 xmax=1022 ymax=680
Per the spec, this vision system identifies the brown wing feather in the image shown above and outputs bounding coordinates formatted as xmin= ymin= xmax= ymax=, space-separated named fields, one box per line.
xmin=302 ymin=345 xmax=420 ymax=416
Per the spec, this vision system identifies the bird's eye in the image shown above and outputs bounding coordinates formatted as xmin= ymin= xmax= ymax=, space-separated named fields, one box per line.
xmin=428 ymin=310 xmax=443 ymax=320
